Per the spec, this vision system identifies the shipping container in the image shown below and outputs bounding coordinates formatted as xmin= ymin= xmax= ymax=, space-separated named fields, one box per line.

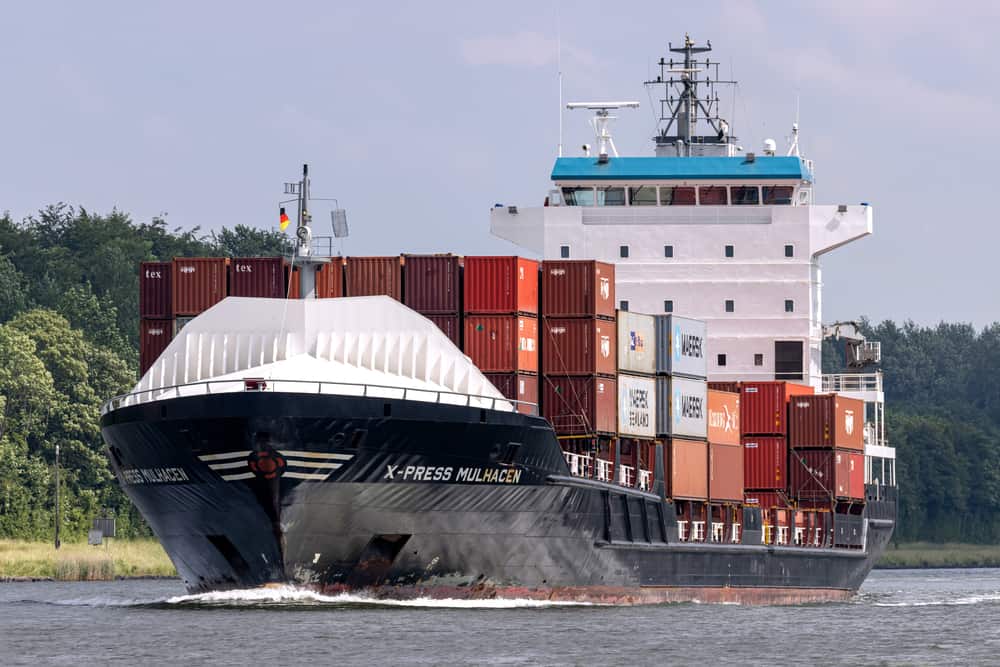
xmin=540 ymin=260 xmax=615 ymax=319
xmin=789 ymin=448 xmax=862 ymax=502
xmin=286 ymin=259 xmax=345 ymax=299
xmin=709 ymin=442 xmax=743 ymax=502
xmin=849 ymin=452 xmax=865 ymax=499
xmin=484 ymin=372 xmax=538 ymax=415
xmin=667 ymin=438 xmax=708 ymax=501
xmin=542 ymin=375 xmax=616 ymax=435
xmin=463 ymin=256 xmax=539 ymax=315
xmin=740 ymin=380 xmax=815 ymax=436
xmin=654 ymin=315 xmax=707 ymax=378
xmin=655 ymin=376 xmax=708 ymax=439
xmin=424 ymin=314 xmax=461 ymax=348
xmin=345 ymin=256 xmax=402 ymax=299
xmin=172 ymin=257 xmax=228 ymax=316
xmin=464 ymin=315 xmax=538 ymax=373
xmin=139 ymin=261 xmax=172 ymax=319
xmin=139 ymin=319 xmax=173 ymax=375
xmin=403 ymin=254 xmax=460 ymax=314
xmin=617 ymin=374 xmax=656 ymax=438
xmin=787 ymin=394 xmax=865 ymax=451
xmin=616 ymin=310 xmax=657 ymax=375
xmin=743 ymin=491 xmax=790 ymax=509
xmin=229 ymin=257 xmax=286 ymax=298
xmin=707 ymin=389 xmax=740 ymax=446
xmin=708 ymin=381 xmax=741 ymax=394
xmin=742 ymin=436 xmax=787 ymax=491
xmin=542 ymin=318 xmax=617 ymax=376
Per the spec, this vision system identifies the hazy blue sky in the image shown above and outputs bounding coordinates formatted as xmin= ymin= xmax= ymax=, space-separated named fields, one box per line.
xmin=2 ymin=1 xmax=997 ymax=326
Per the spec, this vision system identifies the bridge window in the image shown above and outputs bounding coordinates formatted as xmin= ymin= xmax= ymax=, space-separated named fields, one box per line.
xmin=561 ymin=187 xmax=594 ymax=206
xmin=698 ymin=186 xmax=728 ymax=205
xmin=725 ymin=245 xmax=734 ymax=258
xmin=664 ymin=245 xmax=673 ymax=258
xmin=597 ymin=186 xmax=626 ymax=206
xmin=664 ymin=300 xmax=673 ymax=312
xmin=725 ymin=299 xmax=734 ymax=313
xmin=785 ymin=244 xmax=794 ymax=258
xmin=717 ymin=354 xmax=727 ymax=367
xmin=560 ymin=245 xmax=570 ymax=258
xmin=619 ymin=245 xmax=629 ymax=258
xmin=620 ymin=300 xmax=629 ymax=311
xmin=754 ymin=353 xmax=764 ymax=366
xmin=730 ymin=186 xmax=760 ymax=205
xmin=660 ymin=186 xmax=696 ymax=206
xmin=629 ymin=185 xmax=658 ymax=206
xmin=785 ymin=300 xmax=794 ymax=313
xmin=763 ymin=186 xmax=795 ymax=205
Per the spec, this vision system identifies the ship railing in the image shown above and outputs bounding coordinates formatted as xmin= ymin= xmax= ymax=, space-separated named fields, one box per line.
xmin=677 ymin=521 xmax=689 ymax=541
xmin=100 ymin=378 xmax=539 ymax=417
xmin=638 ymin=469 xmax=652 ymax=491
xmin=691 ymin=521 xmax=706 ymax=542
xmin=821 ymin=372 xmax=883 ymax=394
xmin=595 ymin=458 xmax=613 ymax=483
xmin=711 ymin=522 xmax=725 ymax=543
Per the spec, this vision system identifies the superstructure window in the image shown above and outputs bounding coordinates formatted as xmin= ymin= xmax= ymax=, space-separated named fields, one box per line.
xmin=664 ymin=300 xmax=673 ymax=312
xmin=717 ymin=354 xmax=727 ymax=367
xmin=597 ymin=186 xmax=626 ymax=206
xmin=698 ymin=186 xmax=728 ymax=205
xmin=763 ymin=186 xmax=795 ymax=205
xmin=785 ymin=300 xmax=794 ymax=313
xmin=754 ymin=353 xmax=764 ymax=366
xmin=730 ymin=186 xmax=760 ymax=205
xmin=560 ymin=245 xmax=570 ymax=258
xmin=619 ymin=245 xmax=629 ymax=258
xmin=725 ymin=300 xmax=734 ymax=313
xmin=660 ymin=186 xmax=696 ymax=206
xmin=724 ymin=245 xmax=734 ymax=258
xmin=562 ymin=187 xmax=594 ymax=206
xmin=629 ymin=185 xmax=658 ymax=206
xmin=620 ymin=300 xmax=629 ymax=311
xmin=664 ymin=245 xmax=674 ymax=258
xmin=784 ymin=244 xmax=794 ymax=258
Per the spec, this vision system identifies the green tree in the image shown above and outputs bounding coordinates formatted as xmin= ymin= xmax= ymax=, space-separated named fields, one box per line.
xmin=211 ymin=224 xmax=291 ymax=257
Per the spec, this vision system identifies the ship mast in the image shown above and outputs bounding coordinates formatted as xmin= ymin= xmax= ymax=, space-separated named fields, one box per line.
xmin=644 ymin=34 xmax=738 ymax=157
xmin=282 ymin=164 xmax=339 ymax=299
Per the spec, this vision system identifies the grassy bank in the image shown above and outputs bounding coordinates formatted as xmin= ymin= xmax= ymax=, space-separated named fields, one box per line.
xmin=876 ymin=542 xmax=1000 ymax=569
xmin=0 ymin=539 xmax=176 ymax=580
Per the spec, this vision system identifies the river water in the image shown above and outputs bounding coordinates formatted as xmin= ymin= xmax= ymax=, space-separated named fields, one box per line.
xmin=1 ymin=569 xmax=998 ymax=666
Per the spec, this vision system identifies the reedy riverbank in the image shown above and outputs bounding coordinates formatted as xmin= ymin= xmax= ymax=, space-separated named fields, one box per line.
xmin=0 ymin=539 xmax=175 ymax=580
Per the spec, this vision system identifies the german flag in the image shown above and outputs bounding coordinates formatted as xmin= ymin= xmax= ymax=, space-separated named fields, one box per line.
xmin=279 ymin=207 xmax=291 ymax=231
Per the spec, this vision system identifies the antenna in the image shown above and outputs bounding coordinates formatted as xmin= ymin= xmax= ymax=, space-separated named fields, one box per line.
xmin=787 ymin=93 xmax=801 ymax=157
xmin=566 ymin=101 xmax=639 ymax=161
xmin=556 ymin=1 xmax=563 ymax=158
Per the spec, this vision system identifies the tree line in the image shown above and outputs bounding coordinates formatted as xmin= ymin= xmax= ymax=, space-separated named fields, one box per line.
xmin=0 ymin=205 xmax=997 ymax=542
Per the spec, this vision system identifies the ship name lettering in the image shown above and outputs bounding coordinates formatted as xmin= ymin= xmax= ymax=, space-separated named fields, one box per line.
xmin=400 ymin=465 xmax=453 ymax=482
xmin=455 ymin=467 xmax=522 ymax=484
xmin=120 ymin=467 xmax=189 ymax=485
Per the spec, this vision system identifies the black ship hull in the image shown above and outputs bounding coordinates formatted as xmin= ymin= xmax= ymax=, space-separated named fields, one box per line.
xmin=100 ymin=392 xmax=896 ymax=604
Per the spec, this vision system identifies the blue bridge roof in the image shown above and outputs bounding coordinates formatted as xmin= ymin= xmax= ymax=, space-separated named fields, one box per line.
xmin=551 ymin=156 xmax=810 ymax=182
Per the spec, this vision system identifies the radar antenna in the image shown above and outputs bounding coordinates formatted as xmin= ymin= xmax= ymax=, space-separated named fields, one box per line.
xmin=643 ymin=34 xmax=738 ymax=157
xmin=565 ymin=101 xmax=639 ymax=162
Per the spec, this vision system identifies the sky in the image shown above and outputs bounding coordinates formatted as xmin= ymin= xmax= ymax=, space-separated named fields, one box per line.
xmin=1 ymin=1 xmax=998 ymax=326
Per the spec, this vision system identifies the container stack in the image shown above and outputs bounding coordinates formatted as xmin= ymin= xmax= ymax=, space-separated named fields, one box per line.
xmin=615 ymin=311 xmax=657 ymax=488
xmin=345 ymin=256 xmax=403 ymax=300
xmin=463 ymin=256 xmax=540 ymax=412
xmin=172 ymin=257 xmax=229 ymax=337
xmin=788 ymin=394 xmax=866 ymax=509
xmin=540 ymin=260 xmax=617 ymax=436
xmin=139 ymin=261 xmax=173 ymax=375
xmin=707 ymin=389 xmax=743 ymax=504
xmin=229 ymin=257 xmax=289 ymax=299
xmin=403 ymin=254 xmax=461 ymax=347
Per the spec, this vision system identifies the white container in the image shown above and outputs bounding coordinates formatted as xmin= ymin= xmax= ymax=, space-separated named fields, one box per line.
xmin=618 ymin=373 xmax=656 ymax=438
xmin=655 ymin=315 xmax=708 ymax=379
xmin=616 ymin=310 xmax=657 ymax=375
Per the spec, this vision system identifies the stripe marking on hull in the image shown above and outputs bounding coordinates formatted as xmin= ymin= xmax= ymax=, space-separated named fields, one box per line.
xmin=279 ymin=450 xmax=354 ymax=461
xmin=198 ymin=451 xmax=251 ymax=462
xmin=284 ymin=472 xmax=331 ymax=481
xmin=286 ymin=461 xmax=342 ymax=470
xmin=207 ymin=461 xmax=249 ymax=471
xmin=220 ymin=472 xmax=256 ymax=481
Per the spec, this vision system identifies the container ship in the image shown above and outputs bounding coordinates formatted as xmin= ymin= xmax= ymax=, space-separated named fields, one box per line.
xmin=101 ymin=37 xmax=896 ymax=604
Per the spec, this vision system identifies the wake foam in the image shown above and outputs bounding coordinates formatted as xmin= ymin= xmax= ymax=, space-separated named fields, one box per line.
xmin=872 ymin=592 xmax=1000 ymax=607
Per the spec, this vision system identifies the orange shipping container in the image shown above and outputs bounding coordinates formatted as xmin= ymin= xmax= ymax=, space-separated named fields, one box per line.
xmin=740 ymin=380 xmax=815 ymax=436
xmin=172 ymin=257 xmax=228 ymax=316
xmin=707 ymin=389 xmax=740 ymax=446
xmin=464 ymin=315 xmax=538 ymax=373
xmin=345 ymin=256 xmax=402 ymax=299
xmin=542 ymin=375 xmax=616 ymax=435
xmin=463 ymin=256 xmax=539 ymax=315
xmin=709 ymin=442 xmax=743 ymax=502
xmin=542 ymin=318 xmax=617 ymax=376
xmin=788 ymin=394 xmax=865 ymax=451
xmin=667 ymin=438 xmax=708 ymax=501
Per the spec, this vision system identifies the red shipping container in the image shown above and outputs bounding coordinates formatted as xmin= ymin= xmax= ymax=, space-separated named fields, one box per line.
xmin=424 ymin=314 xmax=461 ymax=348
xmin=740 ymin=380 xmax=815 ymax=436
xmin=139 ymin=261 xmax=172 ymax=319
xmin=345 ymin=256 xmax=402 ymax=299
xmin=140 ymin=318 xmax=173 ymax=375
xmin=708 ymin=381 xmax=741 ymax=394
xmin=709 ymin=442 xmax=743 ymax=502
xmin=542 ymin=318 xmax=616 ymax=376
xmin=465 ymin=315 xmax=538 ymax=373
xmin=788 ymin=394 xmax=865 ymax=451
xmin=229 ymin=257 xmax=286 ymax=298
xmin=667 ymin=438 xmax=708 ymax=501
xmin=542 ymin=375 xmax=616 ymax=435
xmin=707 ymin=390 xmax=740 ymax=446
xmin=743 ymin=491 xmax=791 ymax=509
xmin=540 ymin=260 xmax=615 ymax=319
xmin=789 ymin=448 xmax=861 ymax=502
xmin=172 ymin=257 xmax=228 ymax=316
xmin=742 ymin=436 xmax=787 ymax=490
xmin=484 ymin=372 xmax=538 ymax=415
xmin=463 ymin=256 xmax=539 ymax=315
xmin=403 ymin=254 xmax=460 ymax=314
xmin=849 ymin=452 xmax=865 ymax=499
xmin=287 ymin=260 xmax=344 ymax=299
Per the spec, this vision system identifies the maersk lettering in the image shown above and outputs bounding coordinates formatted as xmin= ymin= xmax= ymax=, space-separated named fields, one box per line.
xmin=680 ymin=333 xmax=703 ymax=359
xmin=681 ymin=395 xmax=704 ymax=419
xmin=628 ymin=387 xmax=649 ymax=409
